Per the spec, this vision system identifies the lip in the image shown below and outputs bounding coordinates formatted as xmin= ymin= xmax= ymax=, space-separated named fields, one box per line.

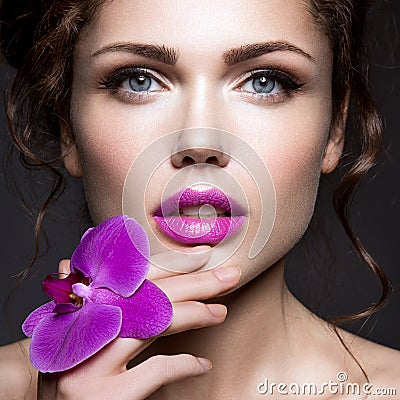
xmin=153 ymin=187 xmax=247 ymax=244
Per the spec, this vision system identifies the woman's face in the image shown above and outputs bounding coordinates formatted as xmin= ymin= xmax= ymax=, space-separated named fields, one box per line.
xmin=65 ymin=0 xmax=342 ymax=287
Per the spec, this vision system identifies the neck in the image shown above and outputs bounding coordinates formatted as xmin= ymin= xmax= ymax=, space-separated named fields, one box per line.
xmin=199 ymin=257 xmax=296 ymax=366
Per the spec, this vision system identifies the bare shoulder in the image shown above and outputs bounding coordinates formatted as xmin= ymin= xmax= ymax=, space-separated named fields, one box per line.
xmin=340 ymin=329 xmax=400 ymax=396
xmin=360 ymin=338 xmax=400 ymax=386
xmin=0 ymin=339 xmax=37 ymax=400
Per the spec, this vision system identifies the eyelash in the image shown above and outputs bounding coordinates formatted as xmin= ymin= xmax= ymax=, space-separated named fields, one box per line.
xmin=237 ymin=69 xmax=304 ymax=102
xmin=98 ymin=67 xmax=163 ymax=102
xmin=98 ymin=66 xmax=304 ymax=103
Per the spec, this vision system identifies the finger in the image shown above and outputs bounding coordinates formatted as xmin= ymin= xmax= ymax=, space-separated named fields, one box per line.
xmin=75 ymin=337 xmax=156 ymax=375
xmin=89 ymin=302 xmax=226 ymax=371
xmin=147 ymin=245 xmax=211 ymax=280
xmin=114 ymin=354 xmax=212 ymax=400
xmin=58 ymin=259 xmax=71 ymax=275
xmin=154 ymin=265 xmax=241 ymax=302
xmin=164 ymin=302 xmax=227 ymax=335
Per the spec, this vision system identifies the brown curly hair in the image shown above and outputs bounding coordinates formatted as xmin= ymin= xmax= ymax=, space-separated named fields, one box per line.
xmin=0 ymin=0 xmax=392 ymax=380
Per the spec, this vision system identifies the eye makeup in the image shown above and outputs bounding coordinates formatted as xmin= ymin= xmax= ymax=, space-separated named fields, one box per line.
xmin=235 ymin=68 xmax=305 ymax=103
xmin=98 ymin=66 xmax=167 ymax=102
xmin=97 ymin=63 xmax=306 ymax=105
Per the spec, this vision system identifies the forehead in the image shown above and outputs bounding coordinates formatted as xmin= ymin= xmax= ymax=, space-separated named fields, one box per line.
xmin=77 ymin=0 xmax=330 ymax=62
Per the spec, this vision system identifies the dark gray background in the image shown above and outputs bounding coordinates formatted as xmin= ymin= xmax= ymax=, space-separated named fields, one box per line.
xmin=1 ymin=1 xmax=399 ymax=348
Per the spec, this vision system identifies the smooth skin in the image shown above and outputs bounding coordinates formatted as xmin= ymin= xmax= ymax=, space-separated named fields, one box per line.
xmin=1 ymin=0 xmax=400 ymax=399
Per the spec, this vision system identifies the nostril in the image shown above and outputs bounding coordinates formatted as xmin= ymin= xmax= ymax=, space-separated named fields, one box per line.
xmin=206 ymin=156 xmax=219 ymax=165
xmin=182 ymin=155 xmax=195 ymax=167
xmin=171 ymin=147 xmax=230 ymax=168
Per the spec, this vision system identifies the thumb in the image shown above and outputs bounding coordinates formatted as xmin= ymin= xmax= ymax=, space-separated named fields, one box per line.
xmin=58 ymin=259 xmax=71 ymax=275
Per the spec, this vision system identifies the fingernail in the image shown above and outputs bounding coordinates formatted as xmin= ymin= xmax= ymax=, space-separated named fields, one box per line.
xmin=207 ymin=304 xmax=227 ymax=318
xmin=197 ymin=357 xmax=212 ymax=371
xmin=213 ymin=266 xmax=240 ymax=282
xmin=184 ymin=245 xmax=212 ymax=260
xmin=184 ymin=245 xmax=211 ymax=254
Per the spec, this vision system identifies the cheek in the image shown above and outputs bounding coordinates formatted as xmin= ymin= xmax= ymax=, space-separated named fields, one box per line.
xmin=270 ymin=108 xmax=329 ymax=212
xmin=257 ymin=117 xmax=329 ymax=276
xmin=271 ymin=106 xmax=330 ymax=236
xmin=226 ymin=97 xmax=332 ymax=285
xmin=271 ymin=138 xmax=325 ymax=242
xmin=69 ymin=97 xmax=150 ymax=223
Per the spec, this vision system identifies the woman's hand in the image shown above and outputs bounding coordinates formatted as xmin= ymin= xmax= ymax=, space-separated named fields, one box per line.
xmin=38 ymin=246 xmax=241 ymax=399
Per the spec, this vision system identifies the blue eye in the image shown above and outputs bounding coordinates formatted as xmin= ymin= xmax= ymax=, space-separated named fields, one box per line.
xmin=128 ymin=75 xmax=152 ymax=91
xmin=242 ymin=73 xmax=284 ymax=95
xmin=99 ymin=67 xmax=164 ymax=95
xmin=238 ymin=70 xmax=303 ymax=99
xmin=244 ymin=75 xmax=281 ymax=95
xmin=121 ymin=72 xmax=163 ymax=93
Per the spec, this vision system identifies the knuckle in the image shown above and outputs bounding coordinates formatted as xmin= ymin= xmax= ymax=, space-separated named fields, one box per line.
xmin=147 ymin=355 xmax=175 ymax=381
xmin=146 ymin=355 xmax=168 ymax=375
xmin=147 ymin=354 xmax=200 ymax=381
xmin=179 ymin=354 xmax=202 ymax=373
xmin=195 ymin=273 xmax=214 ymax=294
xmin=192 ymin=302 xmax=215 ymax=327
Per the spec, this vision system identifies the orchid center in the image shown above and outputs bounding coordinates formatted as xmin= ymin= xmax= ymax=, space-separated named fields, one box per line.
xmin=72 ymin=282 xmax=92 ymax=301
xmin=43 ymin=271 xmax=91 ymax=308
xmin=68 ymin=293 xmax=83 ymax=307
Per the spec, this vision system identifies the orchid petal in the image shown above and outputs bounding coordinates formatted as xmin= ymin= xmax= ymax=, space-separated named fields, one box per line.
xmin=29 ymin=302 xmax=122 ymax=372
xmin=92 ymin=280 xmax=173 ymax=339
xmin=80 ymin=226 xmax=94 ymax=241
xmin=42 ymin=273 xmax=81 ymax=304
xmin=22 ymin=301 xmax=56 ymax=337
xmin=71 ymin=215 xmax=150 ymax=297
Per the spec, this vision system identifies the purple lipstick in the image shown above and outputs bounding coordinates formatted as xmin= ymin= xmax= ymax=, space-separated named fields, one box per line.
xmin=153 ymin=187 xmax=246 ymax=244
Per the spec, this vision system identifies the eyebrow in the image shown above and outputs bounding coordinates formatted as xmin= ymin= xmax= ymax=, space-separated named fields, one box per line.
xmin=222 ymin=42 xmax=315 ymax=65
xmin=92 ymin=43 xmax=179 ymax=65
xmin=91 ymin=41 xmax=314 ymax=65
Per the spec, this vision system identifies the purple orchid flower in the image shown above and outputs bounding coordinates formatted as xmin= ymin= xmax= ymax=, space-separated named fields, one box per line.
xmin=22 ymin=215 xmax=173 ymax=373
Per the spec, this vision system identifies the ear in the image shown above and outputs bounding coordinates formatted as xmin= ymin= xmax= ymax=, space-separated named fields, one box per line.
xmin=321 ymin=93 xmax=349 ymax=174
xmin=60 ymin=124 xmax=83 ymax=178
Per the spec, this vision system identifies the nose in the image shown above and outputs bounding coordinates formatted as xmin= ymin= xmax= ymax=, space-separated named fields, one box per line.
xmin=170 ymin=129 xmax=230 ymax=168
xmin=171 ymin=147 xmax=230 ymax=167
